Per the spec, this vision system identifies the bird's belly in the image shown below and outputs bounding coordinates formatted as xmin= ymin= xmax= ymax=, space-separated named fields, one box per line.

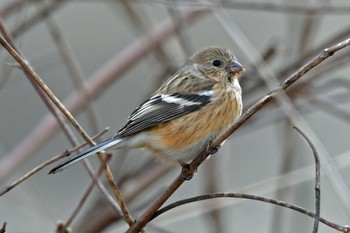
xmin=151 ymin=98 xmax=240 ymax=161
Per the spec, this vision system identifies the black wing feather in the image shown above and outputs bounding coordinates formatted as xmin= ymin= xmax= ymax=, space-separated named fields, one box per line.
xmin=117 ymin=92 xmax=212 ymax=137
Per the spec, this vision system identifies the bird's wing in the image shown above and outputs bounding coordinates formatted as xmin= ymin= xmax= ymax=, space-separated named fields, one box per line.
xmin=117 ymin=87 xmax=214 ymax=138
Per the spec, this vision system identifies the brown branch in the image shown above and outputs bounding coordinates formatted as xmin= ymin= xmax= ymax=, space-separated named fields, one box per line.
xmin=0 ymin=17 xmax=79 ymax=149
xmin=152 ymin=192 xmax=347 ymax=232
xmin=1 ymin=8 xmax=123 ymax=219
xmin=293 ymin=126 xmax=321 ymax=233
xmin=126 ymin=37 xmax=350 ymax=232
xmin=0 ymin=19 xmax=112 ymax=217
xmin=0 ymin=35 xmax=134 ymax=225
xmin=0 ymin=16 xmax=94 ymax=192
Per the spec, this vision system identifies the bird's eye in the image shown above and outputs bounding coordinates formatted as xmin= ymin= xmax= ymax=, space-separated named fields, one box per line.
xmin=212 ymin=60 xmax=221 ymax=67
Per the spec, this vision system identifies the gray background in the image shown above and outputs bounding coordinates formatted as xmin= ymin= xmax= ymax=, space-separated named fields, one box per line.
xmin=0 ymin=0 xmax=350 ymax=232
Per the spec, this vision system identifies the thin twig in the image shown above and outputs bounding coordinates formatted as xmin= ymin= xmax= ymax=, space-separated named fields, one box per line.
xmin=1 ymin=13 xmax=122 ymax=221
xmin=0 ymin=17 xmax=80 ymax=149
xmin=293 ymin=126 xmax=321 ymax=233
xmin=0 ymin=36 xmax=90 ymax=143
xmin=152 ymin=192 xmax=346 ymax=232
xmin=0 ymin=128 xmax=108 ymax=196
xmin=126 ymin=37 xmax=350 ymax=232
xmin=0 ymin=35 xmax=134 ymax=225
xmin=0 ymin=16 xmax=93 ymax=188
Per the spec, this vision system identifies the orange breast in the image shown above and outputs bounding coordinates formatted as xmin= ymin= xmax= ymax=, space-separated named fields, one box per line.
xmin=152 ymin=93 xmax=241 ymax=151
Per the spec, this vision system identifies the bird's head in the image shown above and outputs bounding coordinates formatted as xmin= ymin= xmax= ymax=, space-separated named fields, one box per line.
xmin=187 ymin=46 xmax=245 ymax=82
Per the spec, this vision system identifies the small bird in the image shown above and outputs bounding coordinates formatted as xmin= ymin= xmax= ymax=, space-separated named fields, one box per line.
xmin=49 ymin=46 xmax=245 ymax=174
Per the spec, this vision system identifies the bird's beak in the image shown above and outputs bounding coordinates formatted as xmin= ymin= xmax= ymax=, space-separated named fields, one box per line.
xmin=229 ymin=61 xmax=245 ymax=74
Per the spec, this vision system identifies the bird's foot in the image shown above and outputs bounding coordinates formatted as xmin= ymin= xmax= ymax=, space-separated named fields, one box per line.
xmin=179 ymin=162 xmax=193 ymax=180
xmin=206 ymin=141 xmax=221 ymax=155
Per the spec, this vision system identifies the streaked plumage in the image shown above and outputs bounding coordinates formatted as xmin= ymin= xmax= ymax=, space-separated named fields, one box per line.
xmin=50 ymin=46 xmax=244 ymax=174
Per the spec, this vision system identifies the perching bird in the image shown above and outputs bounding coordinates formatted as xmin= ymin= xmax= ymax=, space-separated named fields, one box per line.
xmin=49 ymin=46 xmax=245 ymax=174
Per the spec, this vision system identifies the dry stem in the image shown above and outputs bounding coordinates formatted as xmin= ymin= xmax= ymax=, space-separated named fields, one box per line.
xmin=0 ymin=35 xmax=134 ymax=226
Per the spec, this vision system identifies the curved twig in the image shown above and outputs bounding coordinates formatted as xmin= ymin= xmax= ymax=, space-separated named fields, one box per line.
xmin=153 ymin=192 xmax=347 ymax=232
xmin=293 ymin=126 xmax=321 ymax=233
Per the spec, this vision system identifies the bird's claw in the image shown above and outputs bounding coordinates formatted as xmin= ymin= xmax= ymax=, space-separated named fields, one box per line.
xmin=180 ymin=162 xmax=193 ymax=180
xmin=206 ymin=142 xmax=220 ymax=155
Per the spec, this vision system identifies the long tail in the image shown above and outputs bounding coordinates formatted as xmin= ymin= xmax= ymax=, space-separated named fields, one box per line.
xmin=49 ymin=137 xmax=123 ymax=174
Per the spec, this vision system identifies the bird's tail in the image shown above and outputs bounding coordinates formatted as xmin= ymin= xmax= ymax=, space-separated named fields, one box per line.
xmin=49 ymin=137 xmax=123 ymax=174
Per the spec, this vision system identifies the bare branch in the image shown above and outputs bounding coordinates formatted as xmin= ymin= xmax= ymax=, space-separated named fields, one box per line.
xmin=153 ymin=192 xmax=346 ymax=232
xmin=293 ymin=126 xmax=321 ymax=233
xmin=0 ymin=34 xmax=134 ymax=225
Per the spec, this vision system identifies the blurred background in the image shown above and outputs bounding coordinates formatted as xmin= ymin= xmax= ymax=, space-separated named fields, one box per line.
xmin=0 ymin=0 xmax=350 ymax=232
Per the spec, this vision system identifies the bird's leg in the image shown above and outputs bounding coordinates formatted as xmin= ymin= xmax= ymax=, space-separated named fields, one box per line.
xmin=179 ymin=161 xmax=193 ymax=180
xmin=206 ymin=140 xmax=222 ymax=155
